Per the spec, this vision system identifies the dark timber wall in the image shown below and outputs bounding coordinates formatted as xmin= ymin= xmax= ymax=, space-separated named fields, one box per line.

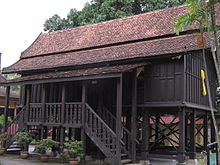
xmin=144 ymin=50 xmax=217 ymax=110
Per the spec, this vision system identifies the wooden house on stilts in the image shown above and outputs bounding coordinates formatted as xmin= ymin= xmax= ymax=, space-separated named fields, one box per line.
xmin=1 ymin=4 xmax=220 ymax=165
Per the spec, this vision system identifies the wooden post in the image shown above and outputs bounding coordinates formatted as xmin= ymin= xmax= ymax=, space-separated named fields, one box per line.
xmin=81 ymin=81 xmax=87 ymax=156
xmin=177 ymin=108 xmax=186 ymax=165
xmin=204 ymin=113 xmax=209 ymax=165
xmin=116 ymin=76 xmax=122 ymax=165
xmin=141 ymin=110 xmax=150 ymax=160
xmin=20 ymin=85 xmax=26 ymax=106
xmin=189 ymin=110 xmax=196 ymax=159
xmin=60 ymin=84 xmax=66 ymax=144
xmin=25 ymin=85 xmax=31 ymax=124
xmin=3 ymin=86 xmax=10 ymax=133
xmin=131 ymin=71 xmax=137 ymax=162
xmin=41 ymin=84 xmax=46 ymax=123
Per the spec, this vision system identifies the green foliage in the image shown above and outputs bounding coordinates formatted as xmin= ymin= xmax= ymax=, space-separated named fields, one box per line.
xmin=140 ymin=0 xmax=185 ymax=12
xmin=14 ymin=132 xmax=32 ymax=145
xmin=63 ymin=141 xmax=83 ymax=158
xmin=0 ymin=115 xmax=13 ymax=134
xmin=174 ymin=0 xmax=220 ymax=35
xmin=0 ymin=133 xmax=10 ymax=148
xmin=43 ymin=0 xmax=184 ymax=32
xmin=35 ymin=138 xmax=56 ymax=154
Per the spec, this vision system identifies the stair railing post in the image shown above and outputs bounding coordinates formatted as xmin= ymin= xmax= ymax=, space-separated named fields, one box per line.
xmin=81 ymin=81 xmax=87 ymax=157
xmin=116 ymin=76 xmax=122 ymax=165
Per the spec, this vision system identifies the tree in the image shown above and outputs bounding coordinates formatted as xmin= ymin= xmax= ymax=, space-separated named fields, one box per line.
xmin=140 ymin=0 xmax=185 ymax=12
xmin=43 ymin=0 xmax=185 ymax=32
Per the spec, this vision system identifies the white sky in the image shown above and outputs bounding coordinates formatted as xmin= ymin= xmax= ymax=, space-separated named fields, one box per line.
xmin=0 ymin=0 xmax=90 ymax=69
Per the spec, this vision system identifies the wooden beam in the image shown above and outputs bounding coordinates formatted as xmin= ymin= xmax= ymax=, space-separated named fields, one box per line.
xmin=7 ymin=73 xmax=122 ymax=86
xmin=3 ymin=86 xmax=10 ymax=133
xmin=116 ymin=76 xmax=122 ymax=165
xmin=131 ymin=71 xmax=137 ymax=162
xmin=177 ymin=108 xmax=186 ymax=165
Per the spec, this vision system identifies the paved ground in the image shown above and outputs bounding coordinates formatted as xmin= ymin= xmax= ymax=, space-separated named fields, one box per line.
xmin=0 ymin=154 xmax=199 ymax=165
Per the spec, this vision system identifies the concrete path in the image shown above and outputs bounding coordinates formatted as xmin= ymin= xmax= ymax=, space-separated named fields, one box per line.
xmin=0 ymin=154 xmax=67 ymax=165
xmin=0 ymin=154 xmax=198 ymax=165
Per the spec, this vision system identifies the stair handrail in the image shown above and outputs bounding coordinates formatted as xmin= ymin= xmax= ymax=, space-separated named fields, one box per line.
xmin=5 ymin=105 xmax=26 ymax=133
xmin=4 ymin=106 xmax=26 ymax=149
xmin=85 ymin=103 xmax=117 ymax=137
xmin=101 ymin=106 xmax=140 ymax=145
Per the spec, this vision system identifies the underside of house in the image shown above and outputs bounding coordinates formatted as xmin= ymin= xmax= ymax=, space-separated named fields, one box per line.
xmin=1 ymin=3 xmax=220 ymax=165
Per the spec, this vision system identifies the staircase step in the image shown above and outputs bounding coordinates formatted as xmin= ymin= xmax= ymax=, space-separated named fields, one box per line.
xmin=121 ymin=159 xmax=132 ymax=164
xmin=121 ymin=153 xmax=128 ymax=158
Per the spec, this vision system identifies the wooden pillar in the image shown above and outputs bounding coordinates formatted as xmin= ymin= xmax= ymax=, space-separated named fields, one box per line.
xmin=81 ymin=81 xmax=87 ymax=156
xmin=189 ymin=110 xmax=196 ymax=159
xmin=20 ymin=85 xmax=26 ymax=106
xmin=40 ymin=84 xmax=46 ymax=139
xmin=155 ymin=115 xmax=160 ymax=141
xmin=25 ymin=85 xmax=31 ymax=124
xmin=116 ymin=76 xmax=122 ymax=165
xmin=41 ymin=84 xmax=46 ymax=123
xmin=141 ymin=110 xmax=150 ymax=160
xmin=98 ymin=83 xmax=103 ymax=114
xmin=204 ymin=113 xmax=209 ymax=165
xmin=131 ymin=71 xmax=137 ymax=162
xmin=60 ymin=84 xmax=66 ymax=144
xmin=177 ymin=108 xmax=186 ymax=165
xmin=3 ymin=86 xmax=10 ymax=133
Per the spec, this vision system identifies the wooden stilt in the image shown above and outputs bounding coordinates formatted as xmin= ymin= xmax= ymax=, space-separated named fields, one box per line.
xmin=189 ymin=110 xmax=196 ymax=159
xmin=141 ymin=110 xmax=150 ymax=160
xmin=204 ymin=113 xmax=209 ymax=165
xmin=177 ymin=108 xmax=186 ymax=165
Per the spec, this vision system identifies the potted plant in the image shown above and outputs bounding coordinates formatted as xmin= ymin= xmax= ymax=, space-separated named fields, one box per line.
xmin=35 ymin=137 xmax=55 ymax=162
xmin=14 ymin=132 xmax=33 ymax=159
xmin=64 ymin=140 xmax=83 ymax=165
xmin=0 ymin=133 xmax=10 ymax=155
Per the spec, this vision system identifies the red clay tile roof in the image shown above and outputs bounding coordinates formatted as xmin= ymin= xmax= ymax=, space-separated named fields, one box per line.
xmin=20 ymin=3 xmax=220 ymax=59
xmin=3 ymin=33 xmax=211 ymax=74
xmin=3 ymin=3 xmax=220 ymax=74
xmin=6 ymin=63 xmax=147 ymax=84
xmin=21 ymin=5 xmax=189 ymax=59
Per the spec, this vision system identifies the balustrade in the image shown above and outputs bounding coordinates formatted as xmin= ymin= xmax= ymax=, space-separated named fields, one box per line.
xmin=28 ymin=102 xmax=83 ymax=125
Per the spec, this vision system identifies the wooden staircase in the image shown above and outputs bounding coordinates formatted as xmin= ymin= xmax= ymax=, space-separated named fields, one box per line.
xmin=4 ymin=106 xmax=26 ymax=151
xmin=85 ymin=104 xmax=133 ymax=164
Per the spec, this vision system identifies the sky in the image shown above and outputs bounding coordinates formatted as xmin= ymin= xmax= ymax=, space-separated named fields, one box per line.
xmin=0 ymin=0 xmax=89 ymax=69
